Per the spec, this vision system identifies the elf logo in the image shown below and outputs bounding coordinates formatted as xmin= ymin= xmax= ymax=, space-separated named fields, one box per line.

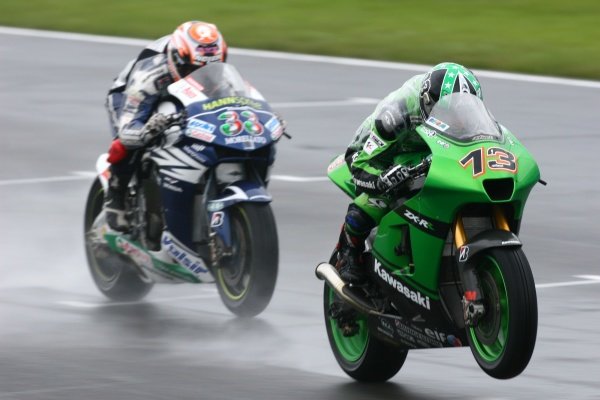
xmin=403 ymin=209 xmax=433 ymax=230
xmin=373 ymin=260 xmax=431 ymax=310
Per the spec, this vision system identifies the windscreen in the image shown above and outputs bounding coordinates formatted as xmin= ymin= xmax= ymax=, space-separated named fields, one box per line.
xmin=186 ymin=63 xmax=250 ymax=99
xmin=425 ymin=93 xmax=502 ymax=142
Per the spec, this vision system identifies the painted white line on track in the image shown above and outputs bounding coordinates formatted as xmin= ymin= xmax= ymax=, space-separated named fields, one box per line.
xmin=0 ymin=175 xmax=93 ymax=186
xmin=0 ymin=172 xmax=329 ymax=185
xmin=59 ymin=275 xmax=600 ymax=308
xmin=536 ymin=275 xmax=600 ymax=289
xmin=272 ymin=97 xmax=379 ymax=108
xmin=1 ymin=26 xmax=599 ymax=90
xmin=272 ymin=175 xmax=329 ymax=182
xmin=59 ymin=292 xmax=218 ymax=308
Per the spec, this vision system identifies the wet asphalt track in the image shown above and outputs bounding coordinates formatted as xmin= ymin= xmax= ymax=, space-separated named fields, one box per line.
xmin=1 ymin=28 xmax=600 ymax=400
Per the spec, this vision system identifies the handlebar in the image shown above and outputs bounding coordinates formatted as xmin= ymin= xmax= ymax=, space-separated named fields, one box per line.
xmin=407 ymin=155 xmax=432 ymax=177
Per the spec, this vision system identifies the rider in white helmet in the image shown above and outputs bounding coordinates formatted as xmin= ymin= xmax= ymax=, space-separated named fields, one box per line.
xmin=104 ymin=21 xmax=227 ymax=231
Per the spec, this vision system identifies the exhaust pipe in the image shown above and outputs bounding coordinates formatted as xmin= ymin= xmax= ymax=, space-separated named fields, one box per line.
xmin=315 ymin=262 xmax=383 ymax=316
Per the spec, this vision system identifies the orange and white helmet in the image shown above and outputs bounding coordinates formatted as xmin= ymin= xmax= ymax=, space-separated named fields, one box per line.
xmin=166 ymin=21 xmax=228 ymax=81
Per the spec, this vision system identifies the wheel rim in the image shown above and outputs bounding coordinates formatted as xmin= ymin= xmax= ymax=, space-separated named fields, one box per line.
xmin=85 ymin=187 xmax=122 ymax=289
xmin=327 ymin=286 xmax=369 ymax=362
xmin=217 ymin=207 xmax=251 ymax=301
xmin=469 ymin=255 xmax=509 ymax=362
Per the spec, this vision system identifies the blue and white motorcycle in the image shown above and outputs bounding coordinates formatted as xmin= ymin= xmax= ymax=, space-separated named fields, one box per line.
xmin=84 ymin=63 xmax=285 ymax=316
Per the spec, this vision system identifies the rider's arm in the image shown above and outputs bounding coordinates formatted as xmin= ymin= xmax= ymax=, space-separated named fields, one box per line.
xmin=117 ymin=54 xmax=172 ymax=149
xmin=346 ymin=75 xmax=425 ymax=195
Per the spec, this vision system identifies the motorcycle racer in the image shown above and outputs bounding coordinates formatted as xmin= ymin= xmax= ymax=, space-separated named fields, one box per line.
xmin=337 ymin=62 xmax=483 ymax=283
xmin=104 ymin=21 xmax=228 ymax=231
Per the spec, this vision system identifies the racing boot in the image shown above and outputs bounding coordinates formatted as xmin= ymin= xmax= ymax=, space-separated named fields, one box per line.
xmin=104 ymin=167 xmax=129 ymax=232
xmin=336 ymin=227 xmax=367 ymax=284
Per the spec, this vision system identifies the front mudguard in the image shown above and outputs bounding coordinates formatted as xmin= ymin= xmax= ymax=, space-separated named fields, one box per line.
xmin=456 ymin=229 xmax=522 ymax=300
xmin=207 ymin=181 xmax=272 ymax=247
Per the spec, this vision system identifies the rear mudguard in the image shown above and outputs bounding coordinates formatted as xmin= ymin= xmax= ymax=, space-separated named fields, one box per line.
xmin=207 ymin=181 xmax=272 ymax=248
xmin=456 ymin=229 xmax=522 ymax=299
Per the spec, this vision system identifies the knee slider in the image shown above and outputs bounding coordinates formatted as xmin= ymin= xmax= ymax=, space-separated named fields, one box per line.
xmin=345 ymin=204 xmax=375 ymax=236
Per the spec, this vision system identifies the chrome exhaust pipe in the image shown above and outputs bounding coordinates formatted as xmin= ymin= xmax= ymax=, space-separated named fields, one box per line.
xmin=315 ymin=262 xmax=382 ymax=316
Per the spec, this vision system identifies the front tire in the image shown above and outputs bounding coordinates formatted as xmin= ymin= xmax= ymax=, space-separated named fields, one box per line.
xmin=83 ymin=178 xmax=153 ymax=301
xmin=215 ymin=202 xmax=278 ymax=317
xmin=467 ymin=247 xmax=537 ymax=379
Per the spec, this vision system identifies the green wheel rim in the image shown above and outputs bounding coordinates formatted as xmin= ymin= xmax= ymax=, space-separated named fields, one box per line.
xmin=327 ymin=287 xmax=369 ymax=362
xmin=469 ymin=255 xmax=509 ymax=362
xmin=217 ymin=207 xmax=250 ymax=301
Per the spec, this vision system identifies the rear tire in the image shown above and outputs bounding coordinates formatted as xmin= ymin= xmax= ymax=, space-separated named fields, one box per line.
xmin=215 ymin=203 xmax=278 ymax=317
xmin=323 ymin=251 xmax=407 ymax=382
xmin=83 ymin=178 xmax=153 ymax=301
xmin=467 ymin=247 xmax=537 ymax=379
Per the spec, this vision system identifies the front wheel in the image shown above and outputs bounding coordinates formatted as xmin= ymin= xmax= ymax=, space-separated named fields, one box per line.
xmin=467 ymin=247 xmax=537 ymax=379
xmin=215 ymin=202 xmax=278 ymax=317
xmin=83 ymin=178 xmax=153 ymax=301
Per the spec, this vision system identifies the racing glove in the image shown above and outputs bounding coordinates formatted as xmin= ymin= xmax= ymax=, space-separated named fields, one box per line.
xmin=376 ymin=164 xmax=410 ymax=193
xmin=140 ymin=113 xmax=170 ymax=145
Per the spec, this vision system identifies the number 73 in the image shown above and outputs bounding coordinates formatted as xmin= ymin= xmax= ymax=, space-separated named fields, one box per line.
xmin=459 ymin=147 xmax=517 ymax=177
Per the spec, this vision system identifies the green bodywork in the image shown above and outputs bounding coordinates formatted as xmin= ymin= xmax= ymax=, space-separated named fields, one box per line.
xmin=328 ymin=126 xmax=540 ymax=299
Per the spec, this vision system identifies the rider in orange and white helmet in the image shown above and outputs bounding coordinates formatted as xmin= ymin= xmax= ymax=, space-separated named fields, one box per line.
xmin=104 ymin=21 xmax=227 ymax=231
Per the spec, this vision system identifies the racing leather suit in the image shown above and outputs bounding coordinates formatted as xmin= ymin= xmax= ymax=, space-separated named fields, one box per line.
xmin=103 ymin=35 xmax=176 ymax=231
xmin=338 ymin=73 xmax=431 ymax=281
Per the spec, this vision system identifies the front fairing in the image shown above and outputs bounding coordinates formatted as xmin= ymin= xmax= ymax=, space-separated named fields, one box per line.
xmin=184 ymin=98 xmax=281 ymax=151
xmin=167 ymin=63 xmax=284 ymax=151
xmin=372 ymin=124 xmax=540 ymax=295
xmin=410 ymin=124 xmax=540 ymax=224
xmin=371 ymin=95 xmax=540 ymax=297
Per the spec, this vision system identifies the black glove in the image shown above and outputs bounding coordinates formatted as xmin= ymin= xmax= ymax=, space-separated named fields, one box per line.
xmin=376 ymin=164 xmax=410 ymax=193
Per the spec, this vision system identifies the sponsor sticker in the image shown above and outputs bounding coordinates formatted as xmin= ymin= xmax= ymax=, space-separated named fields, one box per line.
xmin=188 ymin=119 xmax=216 ymax=134
xmin=210 ymin=212 xmax=224 ymax=227
xmin=423 ymin=127 xmax=437 ymax=137
xmin=201 ymin=97 xmax=262 ymax=111
xmin=266 ymin=116 xmax=283 ymax=140
xmin=459 ymin=245 xmax=470 ymax=262
xmin=363 ymin=138 xmax=379 ymax=155
xmin=370 ymin=133 xmax=386 ymax=147
xmin=224 ymin=136 xmax=267 ymax=145
xmin=327 ymin=154 xmax=345 ymax=173
xmin=436 ymin=139 xmax=450 ymax=149
xmin=426 ymin=116 xmax=449 ymax=132
xmin=265 ymin=116 xmax=281 ymax=132
xmin=162 ymin=234 xmax=208 ymax=274
xmin=186 ymin=128 xmax=216 ymax=143
xmin=116 ymin=237 xmax=153 ymax=270
xmin=374 ymin=260 xmax=431 ymax=310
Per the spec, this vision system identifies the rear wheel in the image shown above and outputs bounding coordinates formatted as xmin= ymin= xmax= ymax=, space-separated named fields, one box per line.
xmin=467 ymin=247 xmax=537 ymax=379
xmin=323 ymin=253 xmax=407 ymax=382
xmin=83 ymin=178 xmax=153 ymax=301
xmin=215 ymin=203 xmax=278 ymax=317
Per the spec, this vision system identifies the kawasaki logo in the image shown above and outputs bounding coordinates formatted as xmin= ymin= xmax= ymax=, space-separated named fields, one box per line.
xmin=403 ymin=210 xmax=433 ymax=230
xmin=374 ymin=260 xmax=431 ymax=310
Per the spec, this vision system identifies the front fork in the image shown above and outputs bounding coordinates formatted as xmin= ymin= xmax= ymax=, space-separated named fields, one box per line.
xmin=454 ymin=206 xmax=510 ymax=326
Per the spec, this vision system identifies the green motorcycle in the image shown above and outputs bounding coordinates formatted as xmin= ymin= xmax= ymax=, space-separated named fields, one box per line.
xmin=317 ymin=92 xmax=543 ymax=381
